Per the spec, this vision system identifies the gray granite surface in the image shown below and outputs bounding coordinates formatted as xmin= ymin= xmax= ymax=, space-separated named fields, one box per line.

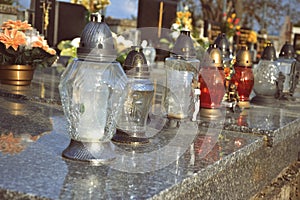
xmin=0 ymin=67 xmax=299 ymax=200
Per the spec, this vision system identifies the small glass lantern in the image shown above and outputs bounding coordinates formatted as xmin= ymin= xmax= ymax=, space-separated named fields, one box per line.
xmin=164 ymin=30 xmax=200 ymax=119
xmin=232 ymin=46 xmax=254 ymax=108
xmin=277 ymin=42 xmax=297 ymax=99
xmin=113 ymin=46 xmax=154 ymax=144
xmin=58 ymin=14 xmax=127 ymax=163
xmin=252 ymin=42 xmax=280 ymax=104
xmin=199 ymin=44 xmax=225 ymax=118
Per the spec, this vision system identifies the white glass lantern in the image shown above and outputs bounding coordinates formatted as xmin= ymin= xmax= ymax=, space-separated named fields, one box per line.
xmin=59 ymin=14 xmax=127 ymax=163
xmin=252 ymin=42 xmax=280 ymax=104
xmin=276 ymin=42 xmax=297 ymax=99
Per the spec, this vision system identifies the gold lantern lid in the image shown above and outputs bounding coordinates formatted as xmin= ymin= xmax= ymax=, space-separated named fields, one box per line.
xmin=202 ymin=44 xmax=223 ymax=68
xmin=236 ymin=46 xmax=252 ymax=67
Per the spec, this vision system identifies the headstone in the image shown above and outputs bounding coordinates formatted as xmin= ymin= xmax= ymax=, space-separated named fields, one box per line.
xmin=137 ymin=0 xmax=178 ymax=60
xmin=34 ymin=1 xmax=88 ymax=47
xmin=0 ymin=4 xmax=17 ymax=25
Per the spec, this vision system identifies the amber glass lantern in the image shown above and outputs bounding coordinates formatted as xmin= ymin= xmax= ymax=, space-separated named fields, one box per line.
xmin=199 ymin=44 xmax=225 ymax=118
xmin=232 ymin=46 xmax=254 ymax=108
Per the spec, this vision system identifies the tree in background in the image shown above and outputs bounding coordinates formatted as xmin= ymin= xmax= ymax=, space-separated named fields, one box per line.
xmin=180 ymin=0 xmax=300 ymax=34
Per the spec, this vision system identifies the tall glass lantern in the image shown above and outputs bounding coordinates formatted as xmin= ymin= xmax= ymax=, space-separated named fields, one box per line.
xmin=113 ymin=46 xmax=154 ymax=144
xmin=199 ymin=44 xmax=225 ymax=118
xmin=277 ymin=42 xmax=297 ymax=99
xmin=164 ymin=30 xmax=200 ymax=120
xmin=58 ymin=14 xmax=127 ymax=163
xmin=251 ymin=42 xmax=280 ymax=104
xmin=232 ymin=46 xmax=254 ymax=108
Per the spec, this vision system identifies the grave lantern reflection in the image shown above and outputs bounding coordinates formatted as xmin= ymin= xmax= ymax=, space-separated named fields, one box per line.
xmin=58 ymin=14 xmax=127 ymax=163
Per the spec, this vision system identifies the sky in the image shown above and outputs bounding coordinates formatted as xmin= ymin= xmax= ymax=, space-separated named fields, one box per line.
xmin=19 ymin=0 xmax=138 ymax=19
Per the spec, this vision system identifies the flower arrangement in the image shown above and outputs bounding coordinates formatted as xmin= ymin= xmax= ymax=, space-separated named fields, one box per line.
xmin=247 ymin=30 xmax=257 ymax=44
xmin=222 ymin=13 xmax=240 ymax=39
xmin=71 ymin=0 xmax=111 ymax=13
xmin=171 ymin=6 xmax=193 ymax=32
xmin=0 ymin=20 xmax=57 ymax=69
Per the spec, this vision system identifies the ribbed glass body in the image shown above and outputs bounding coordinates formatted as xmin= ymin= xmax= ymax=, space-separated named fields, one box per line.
xmin=59 ymin=59 xmax=127 ymax=142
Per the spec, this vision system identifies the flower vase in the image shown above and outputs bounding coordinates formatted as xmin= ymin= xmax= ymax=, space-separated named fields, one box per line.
xmin=0 ymin=65 xmax=35 ymax=86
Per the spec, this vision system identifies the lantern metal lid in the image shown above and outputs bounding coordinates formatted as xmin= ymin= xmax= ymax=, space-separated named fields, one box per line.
xmin=123 ymin=46 xmax=149 ymax=78
xmin=202 ymin=44 xmax=223 ymax=68
xmin=279 ymin=42 xmax=295 ymax=59
xmin=236 ymin=46 xmax=252 ymax=67
xmin=77 ymin=14 xmax=117 ymax=61
xmin=172 ymin=30 xmax=196 ymax=58
xmin=261 ymin=42 xmax=277 ymax=61
xmin=214 ymin=33 xmax=230 ymax=59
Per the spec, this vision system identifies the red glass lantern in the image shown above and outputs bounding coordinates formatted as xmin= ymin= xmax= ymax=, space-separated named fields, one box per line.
xmin=199 ymin=44 xmax=225 ymax=117
xmin=232 ymin=46 xmax=254 ymax=108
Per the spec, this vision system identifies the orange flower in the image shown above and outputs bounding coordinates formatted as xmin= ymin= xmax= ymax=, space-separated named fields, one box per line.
xmin=0 ymin=29 xmax=27 ymax=50
xmin=46 ymin=47 xmax=57 ymax=55
xmin=31 ymin=36 xmax=44 ymax=48
xmin=1 ymin=20 xmax=32 ymax=32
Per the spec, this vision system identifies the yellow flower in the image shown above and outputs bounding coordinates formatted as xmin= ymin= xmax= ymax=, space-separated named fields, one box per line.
xmin=177 ymin=11 xmax=183 ymax=19
xmin=184 ymin=11 xmax=191 ymax=18
xmin=231 ymin=13 xmax=236 ymax=19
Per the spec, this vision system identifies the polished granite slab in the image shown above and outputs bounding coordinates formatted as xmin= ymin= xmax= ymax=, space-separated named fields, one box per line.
xmin=0 ymin=66 xmax=299 ymax=199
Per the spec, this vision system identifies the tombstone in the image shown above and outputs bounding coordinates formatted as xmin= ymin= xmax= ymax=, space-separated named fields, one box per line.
xmin=137 ymin=0 xmax=178 ymax=61
xmin=34 ymin=0 xmax=88 ymax=47
xmin=0 ymin=4 xmax=17 ymax=25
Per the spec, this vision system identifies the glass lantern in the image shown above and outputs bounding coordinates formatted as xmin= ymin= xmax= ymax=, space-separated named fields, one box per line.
xmin=214 ymin=33 xmax=231 ymax=65
xmin=58 ymin=14 xmax=127 ymax=163
xmin=113 ymin=46 xmax=154 ymax=144
xmin=232 ymin=46 xmax=254 ymax=108
xmin=252 ymin=42 xmax=280 ymax=104
xmin=164 ymin=30 xmax=200 ymax=120
xmin=277 ymin=42 xmax=297 ymax=99
xmin=199 ymin=44 xmax=225 ymax=118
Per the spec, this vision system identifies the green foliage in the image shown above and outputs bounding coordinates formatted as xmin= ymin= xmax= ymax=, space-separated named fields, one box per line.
xmin=0 ymin=43 xmax=57 ymax=69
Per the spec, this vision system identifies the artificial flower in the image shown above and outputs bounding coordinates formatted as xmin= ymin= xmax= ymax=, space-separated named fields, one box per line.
xmin=0 ymin=20 xmax=57 ymax=69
